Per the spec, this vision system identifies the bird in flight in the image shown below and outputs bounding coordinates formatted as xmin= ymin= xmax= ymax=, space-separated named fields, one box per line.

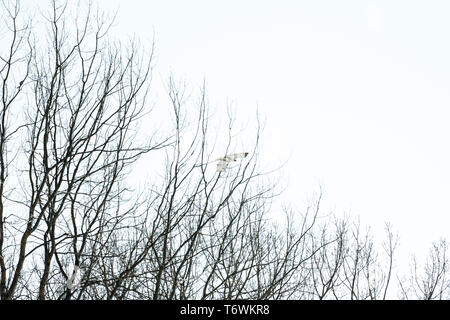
xmin=216 ymin=152 xmax=249 ymax=172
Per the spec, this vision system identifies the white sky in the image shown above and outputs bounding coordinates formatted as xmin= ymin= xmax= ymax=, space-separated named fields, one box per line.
xmin=22 ymin=0 xmax=450 ymax=273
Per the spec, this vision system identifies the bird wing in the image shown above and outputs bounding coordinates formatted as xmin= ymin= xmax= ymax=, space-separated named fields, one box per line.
xmin=215 ymin=152 xmax=248 ymax=173
xmin=216 ymin=152 xmax=249 ymax=163
xmin=231 ymin=152 xmax=248 ymax=160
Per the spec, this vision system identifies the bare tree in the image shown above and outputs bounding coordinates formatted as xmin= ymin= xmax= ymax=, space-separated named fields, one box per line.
xmin=398 ymin=239 xmax=450 ymax=300
xmin=381 ymin=223 xmax=398 ymax=299
xmin=309 ymin=216 xmax=347 ymax=300
xmin=1 ymin=0 xmax=449 ymax=301
xmin=0 ymin=0 xmax=165 ymax=300
xmin=0 ymin=0 xmax=33 ymax=300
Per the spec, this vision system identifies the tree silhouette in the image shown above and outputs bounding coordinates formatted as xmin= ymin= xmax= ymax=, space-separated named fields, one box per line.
xmin=0 ymin=0 xmax=448 ymax=300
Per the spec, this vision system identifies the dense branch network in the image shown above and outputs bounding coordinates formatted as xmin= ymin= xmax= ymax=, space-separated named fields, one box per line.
xmin=0 ymin=0 xmax=448 ymax=300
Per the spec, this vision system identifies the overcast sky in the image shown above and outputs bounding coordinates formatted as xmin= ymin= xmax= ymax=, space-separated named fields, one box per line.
xmin=26 ymin=0 xmax=450 ymax=267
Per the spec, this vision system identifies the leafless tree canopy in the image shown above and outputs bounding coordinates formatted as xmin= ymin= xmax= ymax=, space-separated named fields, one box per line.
xmin=0 ymin=0 xmax=449 ymax=300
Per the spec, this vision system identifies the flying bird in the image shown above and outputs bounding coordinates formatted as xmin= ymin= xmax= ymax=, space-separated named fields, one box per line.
xmin=216 ymin=152 xmax=249 ymax=172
